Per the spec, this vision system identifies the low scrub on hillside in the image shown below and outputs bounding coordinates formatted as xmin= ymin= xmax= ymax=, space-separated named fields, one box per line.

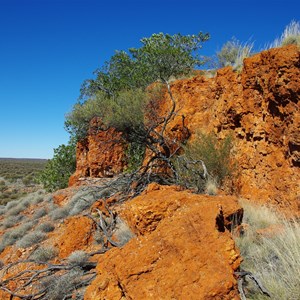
xmin=235 ymin=202 xmax=300 ymax=299
xmin=0 ymin=159 xmax=46 ymax=205
xmin=0 ymin=158 xmax=46 ymax=183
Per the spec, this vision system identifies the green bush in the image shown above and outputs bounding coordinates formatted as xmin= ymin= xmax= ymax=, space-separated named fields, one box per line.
xmin=174 ymin=132 xmax=235 ymax=192
xmin=65 ymin=92 xmax=108 ymax=140
xmin=125 ymin=141 xmax=145 ymax=173
xmin=66 ymin=89 xmax=148 ymax=141
xmin=37 ymin=141 xmax=76 ymax=192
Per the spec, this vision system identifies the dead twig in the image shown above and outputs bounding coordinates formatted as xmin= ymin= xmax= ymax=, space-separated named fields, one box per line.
xmin=235 ymin=270 xmax=271 ymax=299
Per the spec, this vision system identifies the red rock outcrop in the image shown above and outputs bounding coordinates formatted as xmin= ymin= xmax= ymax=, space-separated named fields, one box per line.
xmin=70 ymin=46 xmax=300 ymax=212
xmin=159 ymin=45 xmax=300 ymax=212
xmin=69 ymin=117 xmax=127 ymax=186
xmin=85 ymin=184 xmax=243 ymax=300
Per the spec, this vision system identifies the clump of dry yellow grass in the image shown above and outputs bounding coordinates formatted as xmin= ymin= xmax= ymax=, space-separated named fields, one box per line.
xmin=235 ymin=201 xmax=300 ymax=299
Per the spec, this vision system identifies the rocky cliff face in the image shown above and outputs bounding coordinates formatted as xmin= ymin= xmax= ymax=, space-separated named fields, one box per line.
xmin=71 ymin=45 xmax=300 ymax=212
xmin=166 ymin=45 xmax=300 ymax=211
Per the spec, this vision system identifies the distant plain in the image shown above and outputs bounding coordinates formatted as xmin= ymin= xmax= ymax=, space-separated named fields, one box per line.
xmin=0 ymin=158 xmax=47 ymax=205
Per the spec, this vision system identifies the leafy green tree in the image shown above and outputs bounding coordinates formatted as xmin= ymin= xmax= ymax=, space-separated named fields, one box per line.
xmin=80 ymin=51 xmax=149 ymax=100
xmin=67 ymin=31 xmax=209 ymax=185
xmin=37 ymin=140 xmax=76 ymax=192
xmin=130 ymin=32 xmax=209 ymax=84
xmin=129 ymin=32 xmax=209 ymax=140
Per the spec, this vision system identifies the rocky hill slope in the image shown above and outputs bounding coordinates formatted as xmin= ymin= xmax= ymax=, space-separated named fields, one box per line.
xmin=0 ymin=45 xmax=299 ymax=299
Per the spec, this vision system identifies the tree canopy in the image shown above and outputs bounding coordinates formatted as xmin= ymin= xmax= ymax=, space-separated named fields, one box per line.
xmin=79 ymin=32 xmax=209 ymax=101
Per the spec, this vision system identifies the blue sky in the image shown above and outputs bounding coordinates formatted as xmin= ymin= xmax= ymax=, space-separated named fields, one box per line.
xmin=0 ymin=0 xmax=299 ymax=158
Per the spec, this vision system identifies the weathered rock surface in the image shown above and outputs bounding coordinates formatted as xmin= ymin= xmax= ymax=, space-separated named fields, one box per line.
xmin=69 ymin=117 xmax=127 ymax=186
xmin=85 ymin=184 xmax=242 ymax=300
xmin=163 ymin=45 xmax=300 ymax=211
xmin=70 ymin=46 xmax=300 ymax=212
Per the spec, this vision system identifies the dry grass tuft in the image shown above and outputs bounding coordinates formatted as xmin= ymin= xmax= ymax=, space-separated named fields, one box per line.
xmin=235 ymin=201 xmax=300 ymax=299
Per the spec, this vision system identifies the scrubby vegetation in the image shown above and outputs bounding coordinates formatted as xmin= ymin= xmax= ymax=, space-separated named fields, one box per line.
xmin=269 ymin=20 xmax=300 ymax=48
xmin=0 ymin=181 xmax=135 ymax=299
xmin=216 ymin=37 xmax=253 ymax=70
xmin=37 ymin=141 xmax=76 ymax=192
xmin=174 ymin=132 xmax=235 ymax=193
xmin=212 ymin=20 xmax=300 ymax=72
xmin=31 ymin=246 xmax=58 ymax=262
xmin=0 ymin=158 xmax=46 ymax=183
xmin=0 ymin=158 xmax=46 ymax=205
xmin=234 ymin=202 xmax=300 ymax=299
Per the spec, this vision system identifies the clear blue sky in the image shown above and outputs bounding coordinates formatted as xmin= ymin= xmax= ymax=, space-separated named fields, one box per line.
xmin=0 ymin=0 xmax=299 ymax=158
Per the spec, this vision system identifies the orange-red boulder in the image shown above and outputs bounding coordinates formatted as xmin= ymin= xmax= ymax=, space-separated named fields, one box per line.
xmin=85 ymin=184 xmax=242 ymax=300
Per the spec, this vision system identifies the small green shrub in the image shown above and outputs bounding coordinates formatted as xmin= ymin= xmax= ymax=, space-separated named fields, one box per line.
xmin=125 ymin=141 xmax=145 ymax=173
xmin=37 ymin=141 xmax=76 ymax=192
xmin=174 ymin=132 xmax=235 ymax=192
